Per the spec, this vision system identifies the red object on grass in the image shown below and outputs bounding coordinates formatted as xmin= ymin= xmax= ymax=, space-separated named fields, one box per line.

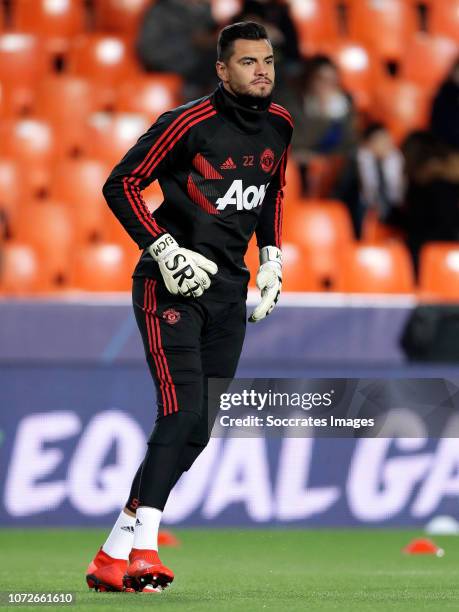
xmin=158 ymin=530 xmax=180 ymax=547
xmin=402 ymin=538 xmax=444 ymax=556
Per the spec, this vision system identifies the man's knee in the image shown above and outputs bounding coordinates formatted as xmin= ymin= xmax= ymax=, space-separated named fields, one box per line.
xmin=180 ymin=441 xmax=207 ymax=472
xmin=148 ymin=411 xmax=200 ymax=447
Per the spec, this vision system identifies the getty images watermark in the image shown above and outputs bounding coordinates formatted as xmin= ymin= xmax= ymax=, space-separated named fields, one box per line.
xmin=208 ymin=378 xmax=459 ymax=438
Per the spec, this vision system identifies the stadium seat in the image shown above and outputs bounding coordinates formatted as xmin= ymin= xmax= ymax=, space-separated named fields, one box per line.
xmin=12 ymin=0 xmax=86 ymax=54
xmin=68 ymin=35 xmax=140 ymax=107
xmin=335 ymin=242 xmax=415 ymax=293
xmin=284 ymin=158 xmax=302 ymax=202
xmin=323 ymin=41 xmax=374 ymax=111
xmin=0 ymin=118 xmax=56 ymax=162
xmin=305 ymin=155 xmax=345 ymax=198
xmin=372 ymin=78 xmax=429 ymax=143
xmin=245 ymin=239 xmax=321 ymax=292
xmin=50 ymin=159 xmax=111 ymax=242
xmin=211 ymin=0 xmax=242 ymax=24
xmin=401 ymin=34 xmax=458 ymax=88
xmin=35 ymin=75 xmax=99 ymax=123
xmin=0 ymin=119 xmax=56 ymax=197
xmin=16 ymin=201 xmax=74 ymax=284
xmin=70 ymin=243 xmax=132 ymax=291
xmin=85 ymin=111 xmax=150 ymax=166
xmin=0 ymin=33 xmax=48 ymax=113
xmin=68 ymin=34 xmax=138 ymax=80
xmin=288 ymin=0 xmax=341 ymax=55
xmin=419 ymin=243 xmax=459 ymax=301
xmin=0 ymin=242 xmax=42 ymax=294
xmin=35 ymin=75 xmax=101 ymax=156
xmin=0 ymin=159 xmax=22 ymax=232
xmin=361 ymin=210 xmax=404 ymax=243
xmin=348 ymin=0 xmax=417 ymax=61
xmin=429 ymin=1 xmax=459 ymax=42
xmin=283 ymin=199 xmax=354 ymax=288
xmin=281 ymin=242 xmax=324 ymax=291
xmin=116 ymin=74 xmax=183 ymax=121
xmin=93 ymin=0 xmax=151 ymax=35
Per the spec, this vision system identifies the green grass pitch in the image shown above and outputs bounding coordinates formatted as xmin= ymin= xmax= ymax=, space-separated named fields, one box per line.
xmin=0 ymin=528 xmax=459 ymax=611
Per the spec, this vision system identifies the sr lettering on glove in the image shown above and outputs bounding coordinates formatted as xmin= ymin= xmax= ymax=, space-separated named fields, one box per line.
xmin=249 ymin=246 xmax=282 ymax=323
xmin=148 ymin=233 xmax=218 ymax=298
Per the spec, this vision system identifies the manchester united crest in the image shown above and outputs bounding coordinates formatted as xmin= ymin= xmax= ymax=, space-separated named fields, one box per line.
xmin=260 ymin=148 xmax=275 ymax=173
xmin=162 ymin=308 xmax=181 ymax=324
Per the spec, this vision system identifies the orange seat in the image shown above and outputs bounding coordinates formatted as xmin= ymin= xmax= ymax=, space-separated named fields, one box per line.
xmin=0 ymin=33 xmax=48 ymax=113
xmin=68 ymin=35 xmax=139 ymax=107
xmin=0 ymin=159 xmax=22 ymax=232
xmin=283 ymin=199 xmax=353 ymax=288
xmin=68 ymin=35 xmax=138 ymax=81
xmin=50 ymin=159 xmax=111 ymax=242
xmin=0 ymin=242 xmax=41 ymax=294
xmin=93 ymin=0 xmax=151 ymax=35
xmin=244 ymin=238 xmax=320 ymax=292
xmin=289 ymin=0 xmax=341 ymax=55
xmin=86 ymin=111 xmax=150 ymax=166
xmin=284 ymin=158 xmax=302 ymax=202
xmin=348 ymin=0 xmax=417 ymax=61
xmin=322 ymin=41 xmax=375 ymax=111
xmin=0 ymin=119 xmax=56 ymax=197
xmin=0 ymin=118 xmax=56 ymax=163
xmin=12 ymin=0 xmax=86 ymax=54
xmin=401 ymin=34 xmax=458 ymax=88
xmin=419 ymin=243 xmax=459 ymax=301
xmin=16 ymin=201 xmax=74 ymax=284
xmin=429 ymin=1 xmax=459 ymax=42
xmin=305 ymin=155 xmax=345 ymax=199
xmin=372 ymin=78 xmax=430 ymax=143
xmin=35 ymin=75 xmax=102 ymax=155
xmin=116 ymin=74 xmax=183 ymax=121
xmin=71 ymin=243 xmax=132 ymax=291
xmin=335 ymin=242 xmax=415 ymax=293
xmin=211 ymin=0 xmax=242 ymax=24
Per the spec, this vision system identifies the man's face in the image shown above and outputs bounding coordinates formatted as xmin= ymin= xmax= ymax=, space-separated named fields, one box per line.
xmin=216 ymin=38 xmax=275 ymax=98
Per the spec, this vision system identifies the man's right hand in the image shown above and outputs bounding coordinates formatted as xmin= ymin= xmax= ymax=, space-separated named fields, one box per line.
xmin=148 ymin=234 xmax=218 ymax=298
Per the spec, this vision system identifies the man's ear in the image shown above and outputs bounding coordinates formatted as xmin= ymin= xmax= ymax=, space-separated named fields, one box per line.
xmin=216 ymin=61 xmax=228 ymax=83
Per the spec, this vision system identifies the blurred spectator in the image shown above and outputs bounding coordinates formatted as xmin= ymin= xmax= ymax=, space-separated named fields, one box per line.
xmin=430 ymin=56 xmax=459 ymax=151
xmin=334 ymin=123 xmax=404 ymax=238
xmin=235 ymin=0 xmax=302 ymax=79
xmin=278 ymin=55 xmax=357 ymax=196
xmin=136 ymin=0 xmax=218 ymax=99
xmin=401 ymin=131 xmax=459 ymax=273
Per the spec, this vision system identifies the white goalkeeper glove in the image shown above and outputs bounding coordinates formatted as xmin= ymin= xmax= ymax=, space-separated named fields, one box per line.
xmin=249 ymin=246 xmax=282 ymax=323
xmin=148 ymin=233 xmax=218 ymax=298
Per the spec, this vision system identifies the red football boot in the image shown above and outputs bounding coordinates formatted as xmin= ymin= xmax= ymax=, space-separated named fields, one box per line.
xmin=85 ymin=547 xmax=127 ymax=592
xmin=123 ymin=548 xmax=174 ymax=593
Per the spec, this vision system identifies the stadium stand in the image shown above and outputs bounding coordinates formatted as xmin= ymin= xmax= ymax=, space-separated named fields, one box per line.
xmin=0 ymin=0 xmax=457 ymax=295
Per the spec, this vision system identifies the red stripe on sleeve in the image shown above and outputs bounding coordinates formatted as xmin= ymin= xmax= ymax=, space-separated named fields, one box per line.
xmin=133 ymin=100 xmax=212 ymax=177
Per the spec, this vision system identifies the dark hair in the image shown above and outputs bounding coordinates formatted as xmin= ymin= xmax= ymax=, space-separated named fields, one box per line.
xmin=302 ymin=54 xmax=338 ymax=88
xmin=362 ymin=122 xmax=387 ymax=142
xmin=217 ymin=21 xmax=269 ymax=62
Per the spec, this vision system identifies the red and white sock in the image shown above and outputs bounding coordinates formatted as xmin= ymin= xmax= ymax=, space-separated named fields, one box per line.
xmin=133 ymin=506 xmax=162 ymax=551
xmin=101 ymin=509 xmax=136 ymax=560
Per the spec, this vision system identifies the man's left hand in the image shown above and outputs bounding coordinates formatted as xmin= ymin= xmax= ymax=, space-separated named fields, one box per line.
xmin=249 ymin=246 xmax=282 ymax=323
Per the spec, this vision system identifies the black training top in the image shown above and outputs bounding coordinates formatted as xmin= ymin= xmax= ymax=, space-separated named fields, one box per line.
xmin=103 ymin=83 xmax=293 ymax=301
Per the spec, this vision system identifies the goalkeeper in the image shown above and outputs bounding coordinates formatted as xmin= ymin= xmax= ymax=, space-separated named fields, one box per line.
xmin=85 ymin=20 xmax=292 ymax=594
